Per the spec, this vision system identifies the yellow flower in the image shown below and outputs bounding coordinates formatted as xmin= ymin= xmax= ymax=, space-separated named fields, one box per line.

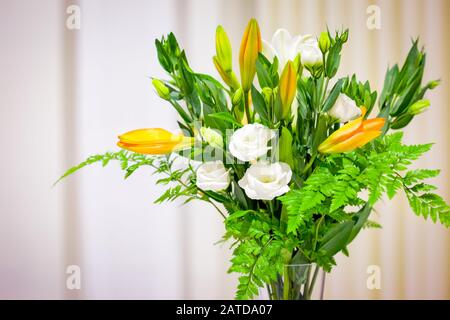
xmin=318 ymin=107 xmax=385 ymax=154
xmin=117 ymin=128 xmax=193 ymax=155
xmin=239 ymin=18 xmax=262 ymax=92
xmin=278 ymin=61 xmax=297 ymax=119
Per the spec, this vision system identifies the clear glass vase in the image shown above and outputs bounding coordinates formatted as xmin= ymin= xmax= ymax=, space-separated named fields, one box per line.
xmin=258 ymin=264 xmax=326 ymax=300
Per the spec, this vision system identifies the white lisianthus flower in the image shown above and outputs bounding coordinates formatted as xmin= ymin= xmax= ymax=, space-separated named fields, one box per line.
xmin=262 ymin=29 xmax=320 ymax=74
xmin=196 ymin=161 xmax=230 ymax=191
xmin=238 ymin=162 xmax=292 ymax=200
xmin=328 ymin=94 xmax=362 ymax=123
xmin=300 ymin=43 xmax=322 ymax=67
xmin=229 ymin=124 xmax=275 ymax=162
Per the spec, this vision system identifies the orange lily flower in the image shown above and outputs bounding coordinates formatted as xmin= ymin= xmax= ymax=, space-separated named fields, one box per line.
xmin=318 ymin=107 xmax=385 ymax=154
xmin=117 ymin=128 xmax=193 ymax=155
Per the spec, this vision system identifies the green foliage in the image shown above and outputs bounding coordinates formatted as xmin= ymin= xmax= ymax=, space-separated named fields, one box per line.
xmin=54 ymin=150 xmax=154 ymax=184
xmin=379 ymin=39 xmax=440 ymax=130
xmin=256 ymin=54 xmax=279 ymax=89
xmin=321 ymin=78 xmax=345 ymax=112
xmin=279 ymin=132 xmax=449 ymax=273
xmin=225 ymin=210 xmax=295 ymax=299
xmin=279 ymin=159 xmax=362 ymax=235
xmin=342 ymin=74 xmax=378 ymax=115
xmin=324 ymin=28 xmax=348 ymax=78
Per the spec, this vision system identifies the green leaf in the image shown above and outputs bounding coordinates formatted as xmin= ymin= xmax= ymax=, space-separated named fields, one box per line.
xmin=256 ymin=54 xmax=274 ymax=88
xmin=325 ymin=41 xmax=342 ymax=78
xmin=169 ymin=100 xmax=192 ymax=124
xmin=279 ymin=127 xmax=294 ymax=168
xmin=319 ymin=220 xmax=354 ymax=256
xmin=207 ymin=112 xmax=242 ymax=127
xmin=322 ymin=78 xmax=345 ymax=112
xmin=404 ymin=169 xmax=440 ymax=185
xmin=379 ymin=65 xmax=399 ymax=108
xmin=407 ymin=192 xmax=449 ymax=226
xmin=232 ymin=181 xmax=248 ymax=209
xmin=347 ymin=204 xmax=372 ymax=243
xmin=251 ymin=85 xmax=269 ymax=122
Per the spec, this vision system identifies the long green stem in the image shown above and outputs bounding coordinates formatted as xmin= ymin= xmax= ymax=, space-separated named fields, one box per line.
xmin=244 ymin=90 xmax=251 ymax=123
xmin=302 ymin=153 xmax=317 ymax=175
xmin=283 ymin=266 xmax=290 ymax=300
xmin=307 ymin=265 xmax=320 ymax=299
xmin=313 ymin=214 xmax=325 ymax=252
xmin=303 ymin=266 xmax=312 ymax=299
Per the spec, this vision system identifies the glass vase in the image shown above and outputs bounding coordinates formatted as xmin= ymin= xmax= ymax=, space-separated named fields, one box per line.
xmin=258 ymin=264 xmax=326 ymax=300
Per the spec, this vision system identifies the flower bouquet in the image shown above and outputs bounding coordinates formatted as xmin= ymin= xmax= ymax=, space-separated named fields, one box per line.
xmin=58 ymin=19 xmax=449 ymax=300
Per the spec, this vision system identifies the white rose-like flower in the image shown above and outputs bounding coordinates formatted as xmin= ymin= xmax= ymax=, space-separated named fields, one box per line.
xmin=229 ymin=124 xmax=275 ymax=162
xmin=238 ymin=162 xmax=292 ymax=200
xmin=328 ymin=94 xmax=362 ymax=123
xmin=300 ymin=43 xmax=322 ymax=67
xmin=196 ymin=161 xmax=230 ymax=191
xmin=262 ymin=29 xmax=318 ymax=74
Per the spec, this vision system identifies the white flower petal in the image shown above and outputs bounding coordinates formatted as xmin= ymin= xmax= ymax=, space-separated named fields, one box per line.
xmin=328 ymin=94 xmax=362 ymax=123
xmin=196 ymin=161 xmax=230 ymax=191
xmin=229 ymin=124 xmax=275 ymax=162
xmin=262 ymin=39 xmax=276 ymax=62
xmin=238 ymin=162 xmax=292 ymax=200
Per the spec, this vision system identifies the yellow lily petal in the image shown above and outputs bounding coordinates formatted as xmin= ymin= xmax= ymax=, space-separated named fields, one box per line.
xmin=279 ymin=61 xmax=297 ymax=119
xmin=118 ymin=128 xmax=180 ymax=145
xmin=322 ymin=130 xmax=381 ymax=154
xmin=117 ymin=128 xmax=193 ymax=155
xmin=362 ymin=118 xmax=385 ymax=131
xmin=117 ymin=142 xmax=176 ymax=155
xmin=239 ymin=18 xmax=262 ymax=91
xmin=318 ymin=116 xmax=363 ymax=152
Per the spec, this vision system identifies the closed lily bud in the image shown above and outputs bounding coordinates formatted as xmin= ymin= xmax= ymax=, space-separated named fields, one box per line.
xmin=213 ymin=57 xmax=240 ymax=89
xmin=293 ymin=53 xmax=303 ymax=76
xmin=215 ymin=26 xmax=232 ymax=73
xmin=213 ymin=26 xmax=240 ymax=89
xmin=408 ymin=99 xmax=430 ymax=115
xmin=318 ymin=31 xmax=331 ymax=53
xmin=426 ymin=79 xmax=440 ymax=89
xmin=278 ymin=61 xmax=297 ymax=119
xmin=239 ymin=18 xmax=262 ymax=92
xmin=152 ymin=79 xmax=170 ymax=100
xmin=262 ymin=87 xmax=273 ymax=103
xmin=232 ymin=87 xmax=244 ymax=105
xmin=340 ymin=29 xmax=349 ymax=43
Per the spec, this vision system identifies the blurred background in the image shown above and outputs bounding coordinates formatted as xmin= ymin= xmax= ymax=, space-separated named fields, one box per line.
xmin=0 ymin=0 xmax=448 ymax=299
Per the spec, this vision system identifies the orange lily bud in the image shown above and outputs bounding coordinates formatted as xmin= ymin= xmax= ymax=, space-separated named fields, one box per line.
xmin=117 ymin=128 xmax=193 ymax=155
xmin=278 ymin=61 xmax=297 ymax=119
xmin=318 ymin=108 xmax=385 ymax=154
xmin=239 ymin=18 xmax=262 ymax=92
